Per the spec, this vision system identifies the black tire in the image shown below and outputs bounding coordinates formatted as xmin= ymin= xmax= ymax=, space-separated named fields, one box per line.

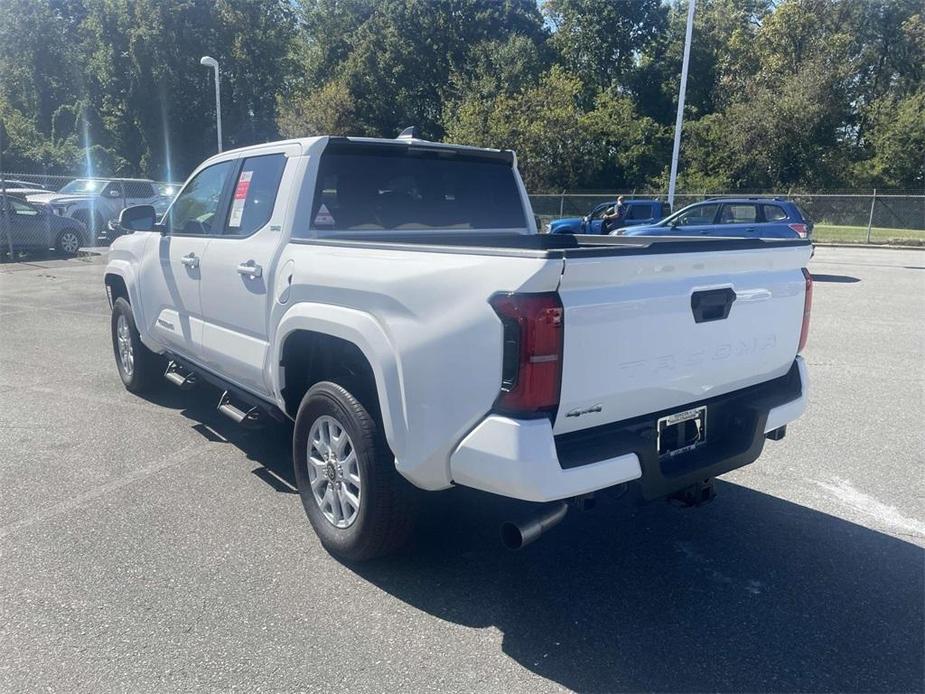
xmin=293 ymin=381 xmax=417 ymax=561
xmin=55 ymin=228 xmax=83 ymax=256
xmin=111 ymin=297 xmax=163 ymax=393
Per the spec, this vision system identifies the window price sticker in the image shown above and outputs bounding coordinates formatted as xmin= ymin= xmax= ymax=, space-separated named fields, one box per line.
xmin=228 ymin=170 xmax=253 ymax=228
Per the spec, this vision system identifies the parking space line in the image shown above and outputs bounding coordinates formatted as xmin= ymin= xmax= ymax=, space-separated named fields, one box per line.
xmin=0 ymin=441 xmax=216 ymax=540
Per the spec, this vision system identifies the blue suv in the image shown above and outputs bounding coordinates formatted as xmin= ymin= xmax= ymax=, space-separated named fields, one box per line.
xmin=547 ymin=199 xmax=671 ymax=234
xmin=616 ymin=198 xmax=813 ymax=239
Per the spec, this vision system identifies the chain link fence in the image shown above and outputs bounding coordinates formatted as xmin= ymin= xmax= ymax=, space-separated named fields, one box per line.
xmin=0 ymin=172 xmax=179 ymax=194
xmin=530 ymin=190 xmax=925 ymax=244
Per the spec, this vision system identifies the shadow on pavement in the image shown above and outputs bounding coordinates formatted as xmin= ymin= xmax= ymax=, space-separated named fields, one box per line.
xmin=142 ymin=381 xmax=924 ymax=693
xmin=810 ymin=273 xmax=861 ymax=283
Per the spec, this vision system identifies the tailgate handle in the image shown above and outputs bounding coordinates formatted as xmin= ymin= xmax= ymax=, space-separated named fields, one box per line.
xmin=691 ymin=288 xmax=737 ymax=323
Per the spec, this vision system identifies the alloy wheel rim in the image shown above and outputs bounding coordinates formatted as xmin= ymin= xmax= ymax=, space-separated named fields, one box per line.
xmin=61 ymin=232 xmax=79 ymax=253
xmin=307 ymin=415 xmax=362 ymax=528
xmin=116 ymin=314 xmax=134 ymax=377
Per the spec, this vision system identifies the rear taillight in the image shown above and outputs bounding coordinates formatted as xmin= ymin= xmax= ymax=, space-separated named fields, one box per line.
xmin=798 ymin=268 xmax=813 ymax=352
xmin=490 ymin=292 xmax=564 ymax=417
xmin=789 ymin=223 xmax=808 ymax=238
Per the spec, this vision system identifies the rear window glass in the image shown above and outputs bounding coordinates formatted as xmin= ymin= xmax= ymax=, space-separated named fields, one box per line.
xmin=795 ymin=204 xmax=812 ymax=222
xmin=306 ymin=146 xmax=526 ymax=233
xmin=763 ymin=204 xmax=788 ymax=221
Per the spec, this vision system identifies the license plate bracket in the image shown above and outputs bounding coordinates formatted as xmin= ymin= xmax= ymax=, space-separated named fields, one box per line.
xmin=657 ymin=406 xmax=707 ymax=458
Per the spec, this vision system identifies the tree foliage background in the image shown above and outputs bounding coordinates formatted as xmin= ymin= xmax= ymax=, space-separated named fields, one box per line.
xmin=0 ymin=0 xmax=922 ymax=191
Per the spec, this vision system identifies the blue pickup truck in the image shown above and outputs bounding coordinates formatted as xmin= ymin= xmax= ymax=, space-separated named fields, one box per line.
xmin=546 ymin=199 xmax=670 ymax=235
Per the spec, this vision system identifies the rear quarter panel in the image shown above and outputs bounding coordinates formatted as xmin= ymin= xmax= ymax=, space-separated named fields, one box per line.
xmin=270 ymin=242 xmax=564 ymax=490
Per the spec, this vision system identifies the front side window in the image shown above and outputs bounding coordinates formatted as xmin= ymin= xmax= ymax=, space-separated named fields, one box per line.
xmin=720 ymin=204 xmax=758 ymax=224
xmin=168 ymin=161 xmax=235 ymax=236
xmin=305 ymin=145 xmax=526 ymax=234
xmin=224 ymin=154 xmax=286 ymax=236
xmin=9 ymin=199 xmax=39 ymax=216
xmin=672 ymin=203 xmax=719 ymax=226
xmin=589 ymin=204 xmax=610 ymax=220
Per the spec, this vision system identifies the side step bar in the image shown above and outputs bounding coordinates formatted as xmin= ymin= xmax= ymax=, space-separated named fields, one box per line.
xmin=217 ymin=390 xmax=262 ymax=427
xmin=164 ymin=360 xmax=197 ymax=390
xmin=161 ymin=352 xmax=289 ymax=427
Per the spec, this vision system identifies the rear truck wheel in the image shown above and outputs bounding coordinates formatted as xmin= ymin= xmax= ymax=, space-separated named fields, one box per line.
xmin=293 ymin=381 xmax=417 ymax=561
xmin=55 ymin=228 xmax=82 ymax=256
xmin=111 ymin=297 xmax=163 ymax=393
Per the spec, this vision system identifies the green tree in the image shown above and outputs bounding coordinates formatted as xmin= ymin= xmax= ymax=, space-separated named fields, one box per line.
xmin=544 ymin=0 xmax=665 ymax=97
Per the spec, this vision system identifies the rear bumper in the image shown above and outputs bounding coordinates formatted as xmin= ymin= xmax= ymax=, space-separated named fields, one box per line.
xmin=450 ymin=356 xmax=808 ymax=503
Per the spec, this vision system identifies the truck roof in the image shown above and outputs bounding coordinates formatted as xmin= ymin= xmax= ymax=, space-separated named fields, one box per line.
xmin=205 ymin=135 xmax=512 ymax=162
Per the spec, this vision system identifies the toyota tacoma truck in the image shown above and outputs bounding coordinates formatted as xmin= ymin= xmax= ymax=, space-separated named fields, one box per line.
xmin=104 ymin=132 xmax=813 ymax=560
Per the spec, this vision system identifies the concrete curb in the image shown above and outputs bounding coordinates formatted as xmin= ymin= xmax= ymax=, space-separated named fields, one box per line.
xmin=813 ymin=242 xmax=925 ymax=251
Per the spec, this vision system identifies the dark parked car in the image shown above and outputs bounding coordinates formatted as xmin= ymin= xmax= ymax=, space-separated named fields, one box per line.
xmin=616 ymin=198 xmax=813 ymax=239
xmin=547 ymin=199 xmax=671 ymax=234
xmin=0 ymin=196 xmax=89 ymax=256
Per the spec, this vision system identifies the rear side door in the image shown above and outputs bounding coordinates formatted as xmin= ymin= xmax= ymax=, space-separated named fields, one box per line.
xmin=712 ymin=203 xmax=759 ymax=237
xmin=138 ymin=159 xmax=236 ymax=358
xmin=198 ymin=151 xmax=291 ymax=396
xmin=623 ymin=202 xmax=656 ymax=227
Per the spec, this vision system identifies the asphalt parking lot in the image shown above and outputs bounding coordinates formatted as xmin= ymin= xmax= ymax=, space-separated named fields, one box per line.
xmin=0 ymin=246 xmax=922 ymax=693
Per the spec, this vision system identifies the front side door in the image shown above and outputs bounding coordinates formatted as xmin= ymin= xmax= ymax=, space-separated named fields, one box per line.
xmin=138 ymin=160 xmax=236 ymax=358
xmin=586 ymin=203 xmax=610 ymax=234
xmin=198 ymin=152 xmax=289 ymax=396
xmin=665 ymin=202 xmax=720 ymax=235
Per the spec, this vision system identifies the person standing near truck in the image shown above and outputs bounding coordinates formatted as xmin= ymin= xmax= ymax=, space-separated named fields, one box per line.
xmin=601 ymin=195 xmax=626 ymax=234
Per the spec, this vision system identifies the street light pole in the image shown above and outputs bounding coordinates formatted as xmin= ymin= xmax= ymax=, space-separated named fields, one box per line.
xmin=0 ymin=120 xmax=12 ymax=258
xmin=667 ymin=0 xmax=696 ymax=210
xmin=200 ymin=56 xmax=222 ymax=153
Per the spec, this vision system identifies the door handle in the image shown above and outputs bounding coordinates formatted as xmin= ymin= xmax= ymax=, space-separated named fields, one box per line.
xmin=237 ymin=260 xmax=263 ymax=279
xmin=180 ymin=253 xmax=199 ymax=268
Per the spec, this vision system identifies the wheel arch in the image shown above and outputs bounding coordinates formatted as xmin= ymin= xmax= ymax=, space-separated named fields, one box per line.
xmin=273 ymin=305 xmax=407 ymax=458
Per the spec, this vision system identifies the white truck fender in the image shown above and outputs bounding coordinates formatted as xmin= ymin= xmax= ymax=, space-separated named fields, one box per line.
xmin=271 ymin=302 xmax=409 ymax=461
xmin=104 ymin=258 xmax=160 ymax=353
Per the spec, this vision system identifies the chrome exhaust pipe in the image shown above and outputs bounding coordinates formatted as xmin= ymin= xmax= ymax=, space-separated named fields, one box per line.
xmin=500 ymin=501 xmax=569 ymax=550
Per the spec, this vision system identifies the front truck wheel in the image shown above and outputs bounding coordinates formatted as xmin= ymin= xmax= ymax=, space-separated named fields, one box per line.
xmin=111 ymin=297 xmax=163 ymax=393
xmin=293 ymin=381 xmax=417 ymax=561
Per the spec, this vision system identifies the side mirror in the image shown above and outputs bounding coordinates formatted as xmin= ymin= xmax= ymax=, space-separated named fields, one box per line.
xmin=582 ymin=215 xmax=589 ymax=223
xmin=119 ymin=204 xmax=157 ymax=232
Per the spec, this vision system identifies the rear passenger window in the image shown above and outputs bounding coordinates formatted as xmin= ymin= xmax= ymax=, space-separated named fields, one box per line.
xmin=763 ymin=205 xmax=788 ymax=221
xmin=125 ymin=181 xmax=155 ymax=198
xmin=719 ymin=204 xmax=758 ymax=223
xmin=625 ymin=204 xmax=653 ymax=220
xmin=225 ymin=154 xmax=286 ymax=236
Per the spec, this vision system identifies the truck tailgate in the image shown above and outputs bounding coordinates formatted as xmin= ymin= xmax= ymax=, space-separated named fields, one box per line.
xmin=554 ymin=243 xmax=812 ymax=435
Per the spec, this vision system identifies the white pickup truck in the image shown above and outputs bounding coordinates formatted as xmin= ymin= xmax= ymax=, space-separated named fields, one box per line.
xmin=104 ymin=133 xmax=813 ymax=560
